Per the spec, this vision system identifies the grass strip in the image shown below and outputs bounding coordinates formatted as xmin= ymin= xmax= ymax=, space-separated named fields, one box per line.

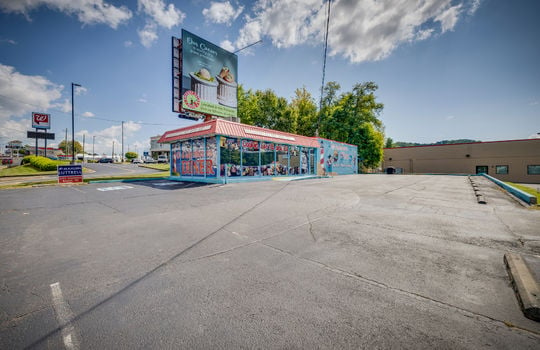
xmin=506 ymin=182 xmax=540 ymax=208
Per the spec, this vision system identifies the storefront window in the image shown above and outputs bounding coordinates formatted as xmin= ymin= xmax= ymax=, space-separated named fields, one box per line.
xmin=191 ymin=139 xmax=205 ymax=177
xmin=220 ymin=137 xmax=241 ymax=177
xmin=181 ymin=140 xmax=192 ymax=176
xmin=289 ymin=146 xmax=300 ymax=175
xmin=495 ymin=165 xmax=508 ymax=175
xmin=172 ymin=142 xmax=181 ymax=176
xmin=275 ymin=144 xmax=289 ymax=175
xmin=261 ymin=142 xmax=275 ymax=176
xmin=241 ymin=140 xmax=259 ymax=176
xmin=309 ymin=148 xmax=315 ymax=174
xmin=301 ymin=148 xmax=309 ymax=174
xmin=206 ymin=137 xmax=217 ymax=177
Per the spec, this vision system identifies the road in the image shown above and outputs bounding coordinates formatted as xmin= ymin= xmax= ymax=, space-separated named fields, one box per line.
xmin=0 ymin=163 xmax=163 ymax=186
xmin=1 ymin=175 xmax=539 ymax=349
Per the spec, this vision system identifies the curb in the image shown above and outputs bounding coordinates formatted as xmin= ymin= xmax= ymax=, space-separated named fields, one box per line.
xmin=504 ymin=253 xmax=540 ymax=321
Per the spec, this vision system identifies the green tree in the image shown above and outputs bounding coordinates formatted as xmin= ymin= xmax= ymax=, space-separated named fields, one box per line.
xmin=125 ymin=151 xmax=138 ymax=160
xmin=318 ymin=81 xmax=385 ymax=169
xmin=292 ymin=87 xmax=318 ymax=136
xmin=58 ymin=140 xmax=83 ymax=155
xmin=385 ymin=137 xmax=394 ymax=148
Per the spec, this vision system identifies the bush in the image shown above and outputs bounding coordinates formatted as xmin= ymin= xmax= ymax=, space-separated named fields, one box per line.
xmin=24 ymin=155 xmax=69 ymax=171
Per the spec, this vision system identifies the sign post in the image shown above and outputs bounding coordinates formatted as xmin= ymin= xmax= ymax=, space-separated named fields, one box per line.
xmin=32 ymin=112 xmax=51 ymax=157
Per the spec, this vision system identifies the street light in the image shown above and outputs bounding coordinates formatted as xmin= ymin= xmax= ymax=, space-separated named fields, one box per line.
xmin=92 ymin=135 xmax=95 ymax=162
xmin=71 ymin=82 xmax=81 ymax=164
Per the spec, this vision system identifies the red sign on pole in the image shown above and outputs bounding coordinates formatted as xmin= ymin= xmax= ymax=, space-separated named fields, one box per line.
xmin=32 ymin=112 xmax=51 ymax=129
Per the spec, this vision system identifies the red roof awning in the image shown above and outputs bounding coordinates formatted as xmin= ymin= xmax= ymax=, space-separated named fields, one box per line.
xmin=159 ymin=119 xmax=319 ymax=148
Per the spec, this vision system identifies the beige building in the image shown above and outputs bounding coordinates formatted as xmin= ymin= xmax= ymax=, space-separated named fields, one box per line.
xmin=383 ymin=138 xmax=540 ymax=183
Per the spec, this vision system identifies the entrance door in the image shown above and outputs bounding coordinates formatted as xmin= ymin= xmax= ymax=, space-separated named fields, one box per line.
xmin=476 ymin=165 xmax=488 ymax=174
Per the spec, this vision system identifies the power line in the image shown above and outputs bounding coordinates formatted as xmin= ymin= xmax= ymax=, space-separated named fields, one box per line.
xmin=316 ymin=0 xmax=332 ymax=137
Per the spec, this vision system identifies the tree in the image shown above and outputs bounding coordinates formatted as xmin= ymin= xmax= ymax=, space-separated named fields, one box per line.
xmin=125 ymin=151 xmax=138 ymax=160
xmin=58 ymin=140 xmax=82 ymax=155
xmin=292 ymin=87 xmax=318 ymax=137
xmin=318 ymin=81 xmax=385 ymax=169
xmin=385 ymin=137 xmax=394 ymax=148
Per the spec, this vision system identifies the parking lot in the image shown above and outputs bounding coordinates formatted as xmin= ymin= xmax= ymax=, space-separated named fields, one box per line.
xmin=1 ymin=175 xmax=539 ymax=349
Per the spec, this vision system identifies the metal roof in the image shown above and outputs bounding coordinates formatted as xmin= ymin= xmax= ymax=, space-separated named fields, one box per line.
xmin=159 ymin=119 xmax=320 ymax=148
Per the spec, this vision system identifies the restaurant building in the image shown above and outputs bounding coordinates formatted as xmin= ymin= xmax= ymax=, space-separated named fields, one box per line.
xmin=158 ymin=118 xmax=358 ymax=183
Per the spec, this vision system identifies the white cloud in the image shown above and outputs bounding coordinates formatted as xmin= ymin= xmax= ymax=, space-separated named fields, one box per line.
xmin=138 ymin=22 xmax=158 ymax=48
xmin=55 ymin=98 xmax=72 ymax=113
xmin=77 ymin=121 xmax=142 ymax=154
xmin=0 ymin=0 xmax=132 ymax=29
xmin=138 ymin=0 xmax=185 ymax=29
xmin=0 ymin=63 xmax=63 ymax=120
xmin=468 ymin=0 xmax=482 ymax=15
xmin=233 ymin=0 xmax=471 ymax=63
xmin=220 ymin=39 xmax=235 ymax=52
xmin=136 ymin=0 xmax=185 ymax=47
xmin=0 ymin=38 xmax=17 ymax=45
xmin=0 ymin=119 xmax=30 ymax=141
xmin=124 ymin=40 xmax=133 ymax=47
xmin=74 ymin=85 xmax=87 ymax=95
xmin=528 ymin=133 xmax=540 ymax=139
xmin=203 ymin=1 xmax=244 ymax=26
xmin=435 ymin=4 xmax=462 ymax=33
xmin=82 ymin=111 xmax=94 ymax=117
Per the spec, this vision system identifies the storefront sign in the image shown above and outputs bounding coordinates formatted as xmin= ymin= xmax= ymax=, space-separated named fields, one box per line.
xmin=244 ymin=129 xmax=295 ymax=142
xmin=32 ymin=112 xmax=51 ymax=129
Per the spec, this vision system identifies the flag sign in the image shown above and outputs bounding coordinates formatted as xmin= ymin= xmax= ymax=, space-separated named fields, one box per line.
xmin=32 ymin=112 xmax=51 ymax=129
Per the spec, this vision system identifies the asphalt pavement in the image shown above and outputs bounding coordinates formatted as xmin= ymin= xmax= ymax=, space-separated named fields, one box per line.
xmin=0 ymin=163 xmax=162 ymax=186
xmin=1 ymin=175 xmax=539 ymax=349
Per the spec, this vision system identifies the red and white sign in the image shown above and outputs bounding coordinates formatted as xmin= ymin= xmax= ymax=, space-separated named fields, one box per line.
xmin=32 ymin=112 xmax=51 ymax=129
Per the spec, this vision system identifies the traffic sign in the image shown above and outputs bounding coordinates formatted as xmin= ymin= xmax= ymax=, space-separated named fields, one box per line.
xmin=32 ymin=112 xmax=51 ymax=129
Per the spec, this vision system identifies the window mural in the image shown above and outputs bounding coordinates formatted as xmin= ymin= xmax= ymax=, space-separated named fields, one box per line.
xmin=220 ymin=137 xmax=241 ymax=176
xmin=242 ymin=140 xmax=259 ymax=176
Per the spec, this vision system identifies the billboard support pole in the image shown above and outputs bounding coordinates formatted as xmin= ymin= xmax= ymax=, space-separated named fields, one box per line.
xmin=44 ymin=133 xmax=47 ymax=158
xmin=35 ymin=128 xmax=38 ymax=156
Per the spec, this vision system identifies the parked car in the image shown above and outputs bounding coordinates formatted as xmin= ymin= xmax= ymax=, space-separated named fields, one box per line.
xmin=98 ymin=158 xmax=113 ymax=163
xmin=131 ymin=158 xmax=143 ymax=164
xmin=144 ymin=157 xmax=157 ymax=163
xmin=157 ymin=155 xmax=168 ymax=163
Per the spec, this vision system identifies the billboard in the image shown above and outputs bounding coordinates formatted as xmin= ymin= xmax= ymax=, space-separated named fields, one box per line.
xmin=318 ymin=139 xmax=358 ymax=175
xmin=172 ymin=30 xmax=238 ymax=118
xmin=32 ymin=112 xmax=51 ymax=129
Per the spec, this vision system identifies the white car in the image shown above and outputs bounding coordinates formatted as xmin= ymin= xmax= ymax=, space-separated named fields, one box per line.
xmin=157 ymin=155 xmax=168 ymax=163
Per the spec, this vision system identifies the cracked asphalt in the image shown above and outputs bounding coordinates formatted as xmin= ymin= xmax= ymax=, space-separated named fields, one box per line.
xmin=1 ymin=175 xmax=539 ymax=349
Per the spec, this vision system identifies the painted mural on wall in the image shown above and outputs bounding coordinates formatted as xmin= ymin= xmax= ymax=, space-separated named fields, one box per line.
xmin=318 ymin=139 xmax=358 ymax=175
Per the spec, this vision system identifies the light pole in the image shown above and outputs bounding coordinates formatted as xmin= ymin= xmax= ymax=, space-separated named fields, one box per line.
xmin=71 ymin=83 xmax=81 ymax=164
xmin=112 ymin=141 xmax=115 ymax=160
xmin=121 ymin=121 xmax=124 ymax=163
xmin=93 ymin=136 xmax=95 ymax=161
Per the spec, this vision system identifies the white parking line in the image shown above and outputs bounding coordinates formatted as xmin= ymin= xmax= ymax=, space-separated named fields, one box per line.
xmin=97 ymin=185 xmax=134 ymax=191
xmin=152 ymin=182 xmax=180 ymax=186
xmin=50 ymin=282 xmax=80 ymax=350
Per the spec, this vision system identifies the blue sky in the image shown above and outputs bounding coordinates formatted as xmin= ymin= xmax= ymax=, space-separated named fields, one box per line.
xmin=0 ymin=0 xmax=539 ymax=155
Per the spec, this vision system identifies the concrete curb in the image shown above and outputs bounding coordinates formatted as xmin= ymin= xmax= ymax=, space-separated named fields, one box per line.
xmin=482 ymin=174 xmax=537 ymax=205
xmin=504 ymin=253 xmax=540 ymax=321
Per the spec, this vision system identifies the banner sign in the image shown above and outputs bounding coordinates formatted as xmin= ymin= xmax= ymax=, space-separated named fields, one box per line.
xmin=32 ymin=112 xmax=51 ymax=129
xmin=27 ymin=131 xmax=55 ymax=140
xmin=178 ymin=30 xmax=238 ymax=118
xmin=58 ymin=164 xmax=83 ymax=184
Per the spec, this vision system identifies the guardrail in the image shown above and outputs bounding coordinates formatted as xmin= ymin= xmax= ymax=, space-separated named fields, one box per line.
xmin=481 ymin=174 xmax=537 ymax=205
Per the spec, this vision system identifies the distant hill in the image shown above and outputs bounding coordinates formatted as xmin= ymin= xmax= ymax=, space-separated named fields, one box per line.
xmin=393 ymin=139 xmax=480 ymax=148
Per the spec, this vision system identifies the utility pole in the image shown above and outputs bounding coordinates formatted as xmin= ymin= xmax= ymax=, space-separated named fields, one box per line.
xmin=64 ymin=128 xmax=68 ymax=159
xmin=121 ymin=121 xmax=124 ymax=163
xmin=82 ymin=134 xmax=85 ymax=163
xmin=112 ymin=141 xmax=115 ymax=160
xmin=71 ymin=83 xmax=81 ymax=164
xmin=93 ymin=136 xmax=95 ymax=162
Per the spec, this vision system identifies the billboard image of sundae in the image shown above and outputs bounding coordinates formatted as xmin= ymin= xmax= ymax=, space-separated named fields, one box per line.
xmin=178 ymin=30 xmax=238 ymax=118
